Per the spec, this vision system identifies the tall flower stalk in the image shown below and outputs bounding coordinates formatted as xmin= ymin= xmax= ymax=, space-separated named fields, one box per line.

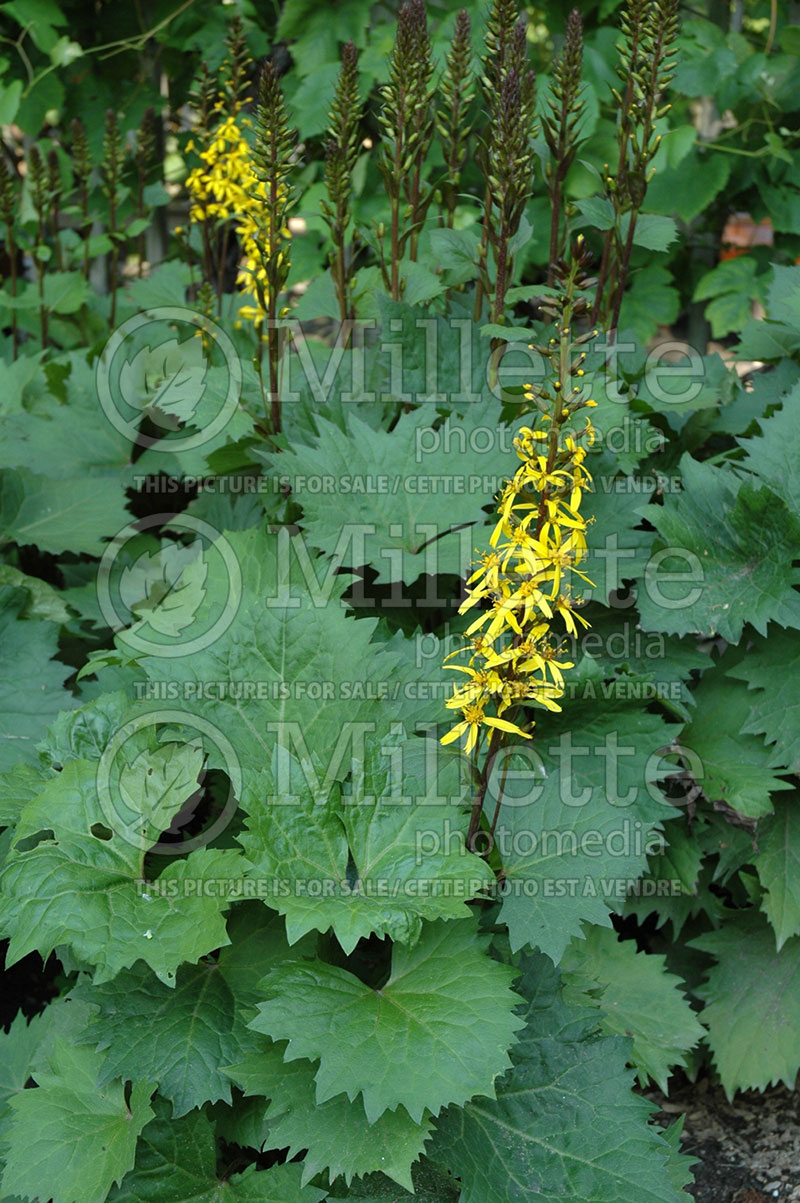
xmin=443 ymin=239 xmax=598 ymax=848
xmin=70 ymin=119 xmax=92 ymax=283
xmin=436 ymin=9 xmax=474 ymax=227
xmin=46 ymin=149 xmax=63 ymax=271
xmin=321 ymin=41 xmax=362 ymax=325
xmin=135 ymin=106 xmax=157 ymax=276
xmin=251 ymin=62 xmax=298 ymax=437
xmin=474 ymin=12 xmax=537 ymax=337
xmin=484 ymin=42 xmax=537 ymax=333
xmin=377 ymin=0 xmax=435 ymax=298
xmin=542 ymin=8 xmax=585 ymax=285
xmin=27 ymin=145 xmax=49 ymax=349
xmin=185 ymin=20 xmax=256 ymax=307
xmin=472 ymin=0 xmax=520 ymax=321
xmin=0 ymin=153 xmax=18 ymax=358
xmin=592 ymin=0 xmax=679 ymax=328
xmin=102 ymin=108 xmax=123 ymax=328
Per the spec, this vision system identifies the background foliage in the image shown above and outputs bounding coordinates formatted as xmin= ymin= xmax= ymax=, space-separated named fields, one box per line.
xmin=0 ymin=0 xmax=799 ymax=1199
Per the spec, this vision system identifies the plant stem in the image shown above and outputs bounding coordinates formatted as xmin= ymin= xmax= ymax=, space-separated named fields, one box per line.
xmin=5 ymin=219 xmax=18 ymax=359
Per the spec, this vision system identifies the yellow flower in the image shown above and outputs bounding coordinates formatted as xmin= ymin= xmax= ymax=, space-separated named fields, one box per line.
xmin=440 ymin=703 xmax=532 ymax=755
xmin=442 ymin=404 xmax=594 ymax=751
xmin=184 ymin=105 xmax=274 ymax=327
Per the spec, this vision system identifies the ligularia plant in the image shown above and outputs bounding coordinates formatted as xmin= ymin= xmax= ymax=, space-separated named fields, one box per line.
xmin=443 ymin=237 xmax=598 ymax=845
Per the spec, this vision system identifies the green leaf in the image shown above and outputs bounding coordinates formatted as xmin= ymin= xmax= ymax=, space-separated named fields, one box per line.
xmin=336 ymin=1161 xmax=460 ymax=1200
xmin=431 ymin=951 xmax=693 ymax=1201
xmin=133 ymin=526 xmax=456 ymax=807
xmin=119 ymin=336 xmax=208 ymax=425
xmin=225 ymin=1041 xmax=433 ymax=1190
xmin=1 ymin=1037 xmax=154 ymax=1203
xmin=703 ymin=290 xmax=756 ymax=340
xmin=644 ymin=148 xmax=730 ymax=223
xmin=764 ymin=184 xmax=800 ymax=235
xmin=240 ymin=734 xmax=492 ymax=952
xmin=277 ymin=0 xmax=373 ymax=75
xmin=623 ymin=819 xmax=710 ymax=936
xmin=693 ymin=258 xmax=760 ymax=337
xmin=43 ymin=270 xmax=90 ymax=314
xmin=765 ymin=265 xmax=800 ymax=327
xmin=690 ymin=912 xmax=800 ymax=1097
xmin=427 ymin=227 xmax=480 ymax=284
xmin=561 ymin=926 xmax=704 ymax=1091
xmin=400 ymin=261 xmax=447 ymax=307
xmin=680 ymin=655 xmax=793 ymax=819
xmin=267 ymin=401 xmax=513 ymax=585
xmin=493 ymin=698 xmax=676 ymax=961
xmin=627 ymin=213 xmax=679 ymax=252
xmin=737 ymin=385 xmax=800 ymax=521
xmin=122 ymin=261 xmax=192 ymax=310
xmin=479 ymin=323 xmax=538 ymax=341
xmin=249 ymin=918 xmax=524 ymax=1123
xmin=49 ymin=33 xmax=82 ymax=65
xmin=287 ymin=63 xmax=341 ymax=137
xmin=636 ymin=455 xmax=800 ymax=642
xmin=0 ymin=79 xmax=22 ymax=125
xmin=76 ymin=960 xmax=256 ymax=1116
xmin=0 ymin=587 xmax=74 ymax=772
xmin=574 ymin=195 xmax=615 ymax=230
xmin=728 ymin=628 xmax=800 ymax=773
xmin=216 ymin=903 xmax=318 ymax=1019
xmin=108 ymin=1102 xmax=325 ymax=1202
xmin=0 ymin=757 xmax=239 ymax=985
xmin=575 ymin=610 xmax=710 ymax=723
xmin=0 ymin=468 xmax=132 ymax=556
xmin=693 ymin=256 xmax=758 ymax=303
xmin=0 ymin=564 xmax=71 ymax=622
xmin=580 ymin=465 xmax=657 ymax=604
xmin=735 ymin=317 xmax=800 ymax=361
xmin=618 ymin=265 xmax=680 ymax=343
xmin=5 ymin=272 xmax=91 ymax=314
xmin=754 ymin=795 xmax=800 ymax=950
xmin=0 ymin=1010 xmax=50 ymax=1139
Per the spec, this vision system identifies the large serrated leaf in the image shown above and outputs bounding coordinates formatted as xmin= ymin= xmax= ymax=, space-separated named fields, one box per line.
xmin=0 ymin=587 xmax=75 ymax=772
xmin=240 ymin=734 xmax=492 ymax=952
xmin=263 ymin=401 xmax=516 ymax=585
xmin=75 ymin=961 xmax=256 ymax=1116
xmin=225 ymin=1041 xmax=433 ymax=1190
xmin=430 ymin=951 xmax=694 ymax=1201
xmin=134 ymin=526 xmax=455 ymax=804
xmin=491 ymin=698 xmax=676 ymax=961
xmin=249 ymin=918 xmax=524 ymax=1124
xmin=728 ymin=628 xmax=800 ymax=773
xmin=1 ymin=1038 xmax=154 ymax=1203
xmin=636 ymin=454 xmax=800 ymax=641
xmin=0 ymin=757 xmax=238 ymax=984
xmin=0 ymin=467 xmax=132 ymax=556
xmin=689 ymin=912 xmax=800 ymax=1097
xmin=680 ymin=654 xmax=793 ymax=818
xmin=561 ymin=926 xmax=704 ymax=1091
xmin=107 ymin=1101 xmax=325 ymax=1202
xmin=754 ymin=795 xmax=800 ymax=950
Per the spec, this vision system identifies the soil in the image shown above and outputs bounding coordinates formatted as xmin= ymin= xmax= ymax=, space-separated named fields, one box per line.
xmin=646 ymin=1074 xmax=800 ymax=1203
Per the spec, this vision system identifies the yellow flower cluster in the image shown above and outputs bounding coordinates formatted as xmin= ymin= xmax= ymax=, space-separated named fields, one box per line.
xmin=442 ymin=403 xmax=596 ymax=756
xmin=184 ymin=100 xmax=269 ymax=326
